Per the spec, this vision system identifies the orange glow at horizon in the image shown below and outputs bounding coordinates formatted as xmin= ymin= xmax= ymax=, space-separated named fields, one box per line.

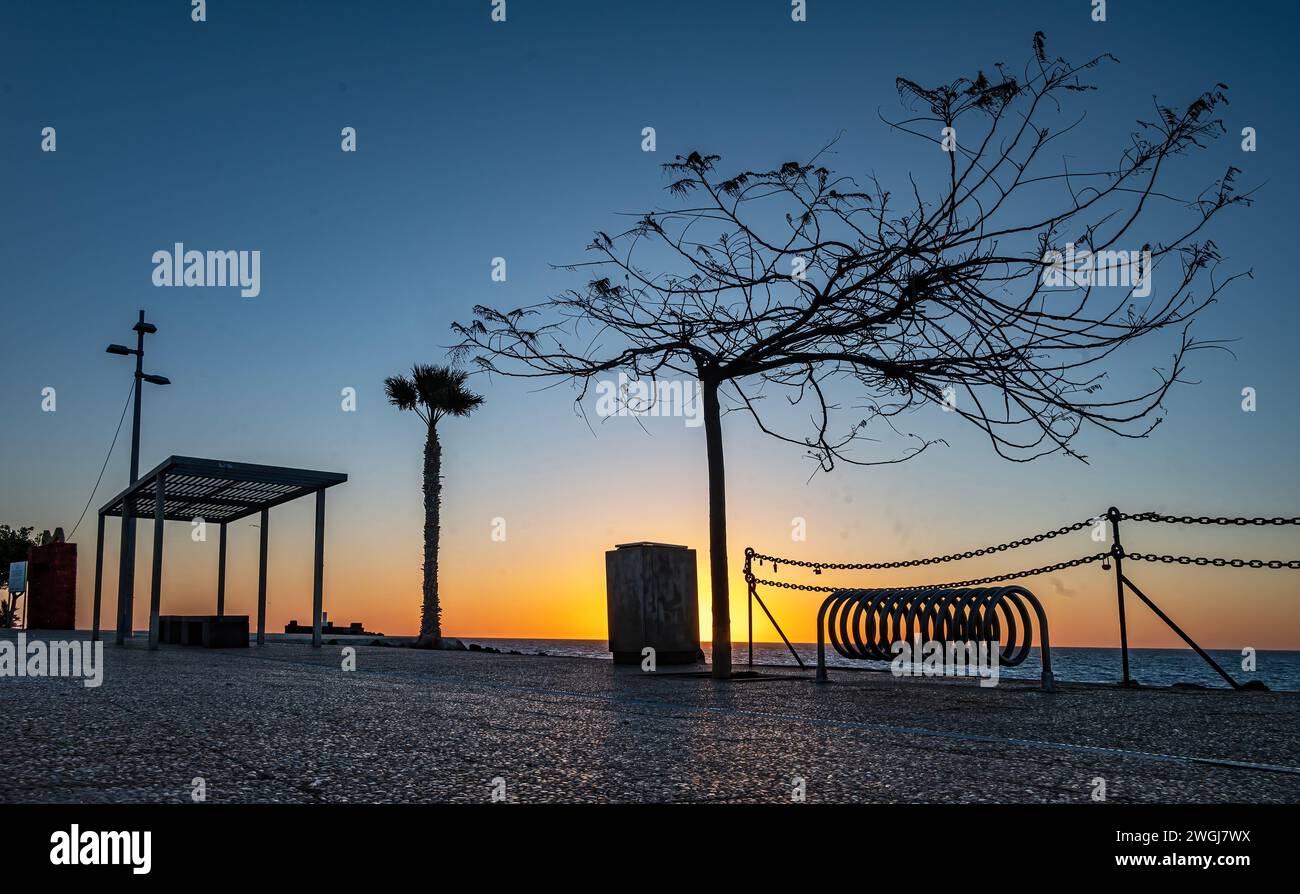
xmin=78 ymin=511 xmax=1300 ymax=651
xmin=64 ymin=390 xmax=1300 ymax=653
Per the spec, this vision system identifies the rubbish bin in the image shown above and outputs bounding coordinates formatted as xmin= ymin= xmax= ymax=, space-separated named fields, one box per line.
xmin=605 ymin=541 xmax=702 ymax=665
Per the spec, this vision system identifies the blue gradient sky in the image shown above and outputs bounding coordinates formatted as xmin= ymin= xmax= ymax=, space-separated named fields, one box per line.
xmin=1 ymin=0 xmax=1297 ymax=647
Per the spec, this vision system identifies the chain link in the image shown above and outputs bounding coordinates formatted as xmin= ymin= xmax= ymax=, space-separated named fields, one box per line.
xmin=1125 ymin=553 xmax=1300 ymax=570
xmin=748 ymin=517 xmax=1095 ymax=571
xmin=1120 ymin=513 xmax=1300 ymax=526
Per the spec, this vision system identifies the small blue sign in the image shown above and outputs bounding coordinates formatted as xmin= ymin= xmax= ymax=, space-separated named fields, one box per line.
xmin=8 ymin=561 xmax=27 ymax=594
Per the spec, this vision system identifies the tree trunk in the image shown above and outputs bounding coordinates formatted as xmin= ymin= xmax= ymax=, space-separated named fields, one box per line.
xmin=420 ymin=422 xmax=442 ymax=643
xmin=701 ymin=378 xmax=731 ymax=678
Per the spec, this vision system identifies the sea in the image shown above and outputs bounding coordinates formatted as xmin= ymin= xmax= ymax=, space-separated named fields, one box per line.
xmin=466 ymin=638 xmax=1300 ymax=691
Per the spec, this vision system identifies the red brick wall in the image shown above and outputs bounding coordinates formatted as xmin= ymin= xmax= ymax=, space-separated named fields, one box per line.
xmin=26 ymin=541 xmax=77 ymax=630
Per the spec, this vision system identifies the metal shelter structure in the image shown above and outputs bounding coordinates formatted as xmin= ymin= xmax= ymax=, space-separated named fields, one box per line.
xmin=91 ymin=456 xmax=347 ymax=650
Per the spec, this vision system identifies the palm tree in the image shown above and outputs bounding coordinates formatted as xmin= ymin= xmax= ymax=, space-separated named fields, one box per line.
xmin=385 ymin=364 xmax=484 ymax=646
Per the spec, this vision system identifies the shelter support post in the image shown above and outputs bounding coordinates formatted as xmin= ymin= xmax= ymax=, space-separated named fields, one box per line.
xmin=257 ymin=509 xmax=268 ymax=645
xmin=216 ymin=521 xmax=227 ymax=617
xmin=92 ymin=513 xmax=106 ymax=642
xmin=147 ymin=473 xmax=166 ymax=650
xmin=116 ymin=502 xmax=134 ymax=644
xmin=312 ymin=489 xmax=325 ymax=649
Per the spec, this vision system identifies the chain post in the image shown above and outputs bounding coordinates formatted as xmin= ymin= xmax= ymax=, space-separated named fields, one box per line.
xmin=1107 ymin=506 xmax=1133 ymax=687
xmin=744 ymin=547 xmax=754 ymax=667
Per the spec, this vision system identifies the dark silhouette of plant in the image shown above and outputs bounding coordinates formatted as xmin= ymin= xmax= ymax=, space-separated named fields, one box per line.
xmin=0 ymin=525 xmax=38 ymax=628
xmin=452 ymin=34 xmax=1252 ymax=678
xmin=385 ymin=365 xmax=484 ymax=645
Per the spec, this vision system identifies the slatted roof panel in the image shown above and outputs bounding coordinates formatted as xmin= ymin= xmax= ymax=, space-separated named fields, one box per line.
xmin=99 ymin=456 xmax=347 ymax=524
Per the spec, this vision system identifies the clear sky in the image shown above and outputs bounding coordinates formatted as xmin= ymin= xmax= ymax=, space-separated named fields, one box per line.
xmin=2 ymin=0 xmax=1297 ymax=649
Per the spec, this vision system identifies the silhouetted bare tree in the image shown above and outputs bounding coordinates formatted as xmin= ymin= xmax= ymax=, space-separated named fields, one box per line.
xmin=453 ymin=35 xmax=1252 ymax=678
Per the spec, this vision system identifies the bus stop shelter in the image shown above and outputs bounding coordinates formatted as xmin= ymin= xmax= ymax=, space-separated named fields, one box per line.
xmin=92 ymin=455 xmax=348 ymax=649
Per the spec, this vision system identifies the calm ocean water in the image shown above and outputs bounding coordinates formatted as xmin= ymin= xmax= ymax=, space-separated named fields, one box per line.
xmin=468 ymin=638 xmax=1300 ymax=691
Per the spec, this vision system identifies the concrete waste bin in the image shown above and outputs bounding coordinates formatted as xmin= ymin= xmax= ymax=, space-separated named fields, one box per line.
xmin=605 ymin=541 xmax=703 ymax=665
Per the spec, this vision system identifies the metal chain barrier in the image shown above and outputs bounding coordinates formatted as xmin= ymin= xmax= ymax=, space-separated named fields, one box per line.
xmin=1117 ymin=512 xmax=1300 ymax=569
xmin=748 ymin=517 xmax=1094 ymax=571
xmin=744 ymin=509 xmax=1299 ymax=687
xmin=746 ymin=510 xmax=1300 ymax=584
xmin=1119 ymin=513 xmax=1300 ymax=526
xmin=1126 ymin=553 xmax=1300 ymax=570
xmin=749 ymin=552 xmax=1110 ymax=593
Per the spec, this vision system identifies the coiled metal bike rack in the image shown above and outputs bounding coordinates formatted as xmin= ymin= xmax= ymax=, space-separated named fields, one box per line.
xmin=816 ymin=585 xmax=1055 ymax=691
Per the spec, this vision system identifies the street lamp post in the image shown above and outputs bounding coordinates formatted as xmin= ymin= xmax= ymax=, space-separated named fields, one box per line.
xmin=106 ymin=310 xmax=170 ymax=644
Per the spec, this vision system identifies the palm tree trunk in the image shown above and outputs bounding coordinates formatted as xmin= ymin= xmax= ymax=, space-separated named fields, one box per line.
xmin=420 ymin=422 xmax=442 ymax=643
xmin=702 ymin=378 xmax=731 ymax=679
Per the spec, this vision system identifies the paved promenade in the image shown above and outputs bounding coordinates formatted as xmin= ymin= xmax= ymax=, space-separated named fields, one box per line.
xmin=3 ymin=632 xmax=1297 ymax=803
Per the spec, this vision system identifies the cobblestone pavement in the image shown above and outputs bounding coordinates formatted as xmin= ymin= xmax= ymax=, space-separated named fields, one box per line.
xmin=3 ymin=632 xmax=1297 ymax=803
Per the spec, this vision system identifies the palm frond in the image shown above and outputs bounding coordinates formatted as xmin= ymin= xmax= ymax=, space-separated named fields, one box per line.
xmin=384 ymin=375 xmax=419 ymax=411
xmin=408 ymin=364 xmax=485 ymax=421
